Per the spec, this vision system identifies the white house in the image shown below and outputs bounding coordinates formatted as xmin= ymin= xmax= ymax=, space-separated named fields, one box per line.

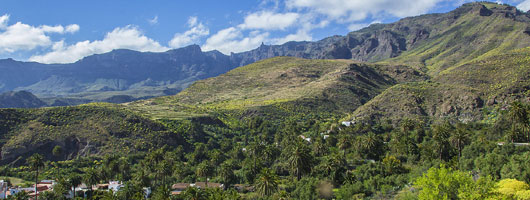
xmin=109 ymin=181 xmax=123 ymax=192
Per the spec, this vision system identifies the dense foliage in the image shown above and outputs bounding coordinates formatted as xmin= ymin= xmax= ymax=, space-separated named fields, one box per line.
xmin=1 ymin=101 xmax=528 ymax=199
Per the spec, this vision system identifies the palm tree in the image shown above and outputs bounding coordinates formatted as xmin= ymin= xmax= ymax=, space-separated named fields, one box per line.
xmin=196 ymin=161 xmax=214 ymax=188
xmin=450 ymin=123 xmax=470 ymax=160
xmin=508 ymin=101 xmax=529 ymax=142
xmin=287 ymin=141 xmax=312 ymax=181
xmin=219 ymin=162 xmax=235 ymax=186
xmin=255 ymin=168 xmax=279 ymax=197
xmin=182 ymin=187 xmax=205 ymax=200
xmin=67 ymin=173 xmax=82 ymax=199
xmin=132 ymin=168 xmax=151 ymax=188
xmin=337 ymin=136 xmax=351 ymax=156
xmin=27 ymin=153 xmax=44 ymax=200
xmin=432 ymin=122 xmax=451 ymax=161
xmin=83 ymin=167 xmax=100 ymax=197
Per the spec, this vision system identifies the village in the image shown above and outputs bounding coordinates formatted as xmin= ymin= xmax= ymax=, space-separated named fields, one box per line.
xmin=0 ymin=179 xmax=256 ymax=199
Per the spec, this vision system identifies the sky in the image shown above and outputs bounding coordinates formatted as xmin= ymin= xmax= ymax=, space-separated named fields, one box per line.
xmin=0 ymin=0 xmax=529 ymax=64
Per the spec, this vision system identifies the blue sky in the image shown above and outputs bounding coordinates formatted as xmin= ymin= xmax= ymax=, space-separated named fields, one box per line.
xmin=0 ymin=0 xmax=529 ymax=63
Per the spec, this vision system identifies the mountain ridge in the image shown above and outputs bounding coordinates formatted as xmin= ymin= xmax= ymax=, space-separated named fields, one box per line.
xmin=1 ymin=2 xmax=529 ymax=108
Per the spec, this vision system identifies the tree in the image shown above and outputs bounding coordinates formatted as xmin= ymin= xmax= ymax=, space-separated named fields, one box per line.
xmin=321 ymin=153 xmax=346 ymax=185
xmin=432 ymin=122 xmax=452 ymax=161
xmin=414 ymin=165 xmax=473 ymax=200
xmin=52 ymin=145 xmax=63 ymax=158
xmin=151 ymin=184 xmax=171 ymax=200
xmin=337 ymin=136 xmax=351 ymax=156
xmin=450 ymin=123 xmax=470 ymax=161
xmin=196 ymin=161 xmax=214 ymax=187
xmin=254 ymin=168 xmax=279 ymax=197
xmin=508 ymin=101 xmax=529 ymax=142
xmin=9 ymin=191 xmax=30 ymax=200
xmin=219 ymin=162 xmax=236 ymax=186
xmin=27 ymin=153 xmax=44 ymax=200
xmin=67 ymin=173 xmax=82 ymax=199
xmin=182 ymin=187 xmax=206 ymax=200
xmin=458 ymin=176 xmax=497 ymax=200
xmin=496 ymin=179 xmax=530 ymax=199
xmin=83 ymin=167 xmax=100 ymax=197
xmin=287 ymin=141 xmax=312 ymax=181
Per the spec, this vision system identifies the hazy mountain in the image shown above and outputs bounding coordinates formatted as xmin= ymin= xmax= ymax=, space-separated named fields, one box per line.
xmin=0 ymin=91 xmax=46 ymax=108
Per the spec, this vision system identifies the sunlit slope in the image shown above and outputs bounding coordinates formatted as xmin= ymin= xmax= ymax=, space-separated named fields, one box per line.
xmin=127 ymin=57 xmax=425 ymax=120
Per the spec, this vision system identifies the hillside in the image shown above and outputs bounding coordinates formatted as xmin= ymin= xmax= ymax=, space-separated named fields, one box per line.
xmin=0 ymin=104 xmax=189 ymax=164
xmin=126 ymin=57 xmax=426 ymax=121
xmin=383 ymin=2 xmax=530 ymax=75
xmin=233 ymin=2 xmax=530 ymax=73
xmin=351 ymin=47 xmax=530 ymax=123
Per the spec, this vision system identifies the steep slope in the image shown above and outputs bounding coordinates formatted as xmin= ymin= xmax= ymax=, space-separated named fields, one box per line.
xmin=233 ymin=3 xmax=530 ymax=70
xmin=0 ymin=91 xmax=47 ymax=108
xmin=351 ymin=47 xmax=530 ymax=123
xmin=126 ymin=57 xmax=426 ymax=120
xmin=383 ymin=2 xmax=530 ymax=75
xmin=0 ymin=104 xmax=188 ymax=164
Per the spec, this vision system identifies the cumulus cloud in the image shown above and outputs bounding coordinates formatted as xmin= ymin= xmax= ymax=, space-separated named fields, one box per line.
xmin=168 ymin=16 xmax=209 ymax=48
xmin=65 ymin=24 xmax=80 ymax=33
xmin=518 ymin=0 xmax=530 ymax=11
xmin=202 ymin=27 xmax=269 ymax=54
xmin=286 ymin=0 xmax=443 ymax=22
xmin=271 ymin=29 xmax=312 ymax=45
xmin=239 ymin=11 xmax=300 ymax=30
xmin=0 ymin=14 xmax=79 ymax=53
xmin=0 ymin=15 xmax=8 ymax=29
xmin=29 ymin=25 xmax=169 ymax=64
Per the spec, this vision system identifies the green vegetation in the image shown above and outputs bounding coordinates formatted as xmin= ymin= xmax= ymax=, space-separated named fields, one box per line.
xmin=0 ymin=2 xmax=530 ymax=199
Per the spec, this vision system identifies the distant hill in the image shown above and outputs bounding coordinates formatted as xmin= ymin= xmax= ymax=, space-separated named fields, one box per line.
xmin=0 ymin=91 xmax=46 ymax=108
xmin=0 ymin=45 xmax=234 ymax=105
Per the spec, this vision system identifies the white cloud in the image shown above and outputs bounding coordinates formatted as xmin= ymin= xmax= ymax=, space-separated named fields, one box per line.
xmin=168 ymin=16 xmax=209 ymax=48
xmin=271 ymin=29 xmax=312 ymax=45
xmin=348 ymin=21 xmax=381 ymax=31
xmin=0 ymin=15 xmax=8 ymax=29
xmin=65 ymin=24 xmax=80 ymax=33
xmin=202 ymin=27 xmax=269 ymax=54
xmin=29 ymin=25 xmax=169 ymax=64
xmin=286 ymin=0 xmax=443 ymax=22
xmin=239 ymin=11 xmax=300 ymax=30
xmin=518 ymin=0 xmax=530 ymax=11
xmin=148 ymin=15 xmax=158 ymax=25
xmin=0 ymin=14 xmax=79 ymax=53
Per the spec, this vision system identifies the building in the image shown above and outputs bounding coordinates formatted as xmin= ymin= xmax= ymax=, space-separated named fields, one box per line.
xmin=171 ymin=183 xmax=190 ymax=195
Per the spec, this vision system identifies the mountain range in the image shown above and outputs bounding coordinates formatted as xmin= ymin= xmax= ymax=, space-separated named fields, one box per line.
xmin=0 ymin=2 xmax=530 ymax=162
xmin=3 ymin=2 xmax=529 ymax=108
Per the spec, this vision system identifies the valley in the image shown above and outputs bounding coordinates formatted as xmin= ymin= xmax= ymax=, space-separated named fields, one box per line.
xmin=0 ymin=2 xmax=529 ymax=199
